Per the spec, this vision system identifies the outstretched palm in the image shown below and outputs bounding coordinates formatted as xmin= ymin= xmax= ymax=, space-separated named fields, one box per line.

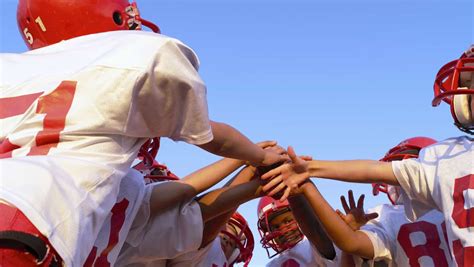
xmin=336 ymin=190 xmax=378 ymax=231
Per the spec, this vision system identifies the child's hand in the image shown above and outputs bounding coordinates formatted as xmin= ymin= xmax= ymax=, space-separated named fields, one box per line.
xmin=256 ymin=140 xmax=278 ymax=149
xmin=335 ymin=190 xmax=378 ymax=231
xmin=248 ymin=141 xmax=288 ymax=167
xmin=259 ymin=147 xmax=290 ymax=166
xmin=260 ymin=146 xmax=311 ymax=201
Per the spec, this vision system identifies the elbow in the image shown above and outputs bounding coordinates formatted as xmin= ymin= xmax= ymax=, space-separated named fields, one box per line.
xmin=334 ymin=236 xmax=361 ymax=256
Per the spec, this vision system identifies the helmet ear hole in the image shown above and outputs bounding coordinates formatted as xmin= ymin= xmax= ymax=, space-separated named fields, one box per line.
xmin=113 ymin=11 xmax=123 ymax=25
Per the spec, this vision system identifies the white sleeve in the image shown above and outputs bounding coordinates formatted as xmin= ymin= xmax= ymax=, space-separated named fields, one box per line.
xmin=391 ymin=159 xmax=437 ymax=221
xmin=119 ymin=184 xmax=204 ymax=261
xmin=127 ymin=38 xmax=213 ymax=145
xmin=358 ymin=226 xmax=392 ymax=262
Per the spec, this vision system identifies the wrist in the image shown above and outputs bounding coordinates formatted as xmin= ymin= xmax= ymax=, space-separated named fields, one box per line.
xmin=251 ymin=147 xmax=266 ymax=166
xmin=307 ymin=160 xmax=319 ymax=177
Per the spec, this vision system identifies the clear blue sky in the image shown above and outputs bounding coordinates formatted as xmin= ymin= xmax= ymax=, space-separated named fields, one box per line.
xmin=1 ymin=0 xmax=473 ymax=266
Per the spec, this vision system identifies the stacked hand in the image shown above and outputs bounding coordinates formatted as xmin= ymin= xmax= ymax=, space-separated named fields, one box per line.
xmin=260 ymin=146 xmax=312 ymax=201
xmin=247 ymin=141 xmax=287 ymax=166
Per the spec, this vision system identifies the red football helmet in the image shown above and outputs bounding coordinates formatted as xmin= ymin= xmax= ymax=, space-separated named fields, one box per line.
xmin=133 ymin=138 xmax=179 ymax=183
xmin=17 ymin=0 xmax=160 ymax=50
xmin=257 ymin=196 xmax=304 ymax=258
xmin=372 ymin=137 xmax=437 ymax=204
xmin=432 ymin=45 xmax=474 ymax=134
xmin=219 ymin=212 xmax=255 ymax=267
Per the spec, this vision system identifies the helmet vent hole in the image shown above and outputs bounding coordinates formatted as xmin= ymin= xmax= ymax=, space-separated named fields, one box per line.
xmin=113 ymin=11 xmax=123 ymax=25
xmin=26 ymin=17 xmax=31 ymax=23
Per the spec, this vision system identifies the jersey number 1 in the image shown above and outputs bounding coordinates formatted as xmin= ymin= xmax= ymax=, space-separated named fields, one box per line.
xmin=0 ymin=81 xmax=76 ymax=158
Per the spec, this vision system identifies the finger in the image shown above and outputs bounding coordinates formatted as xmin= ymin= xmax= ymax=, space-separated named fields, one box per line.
xmin=335 ymin=209 xmax=344 ymax=218
xmin=340 ymin=195 xmax=350 ymax=214
xmin=348 ymin=190 xmax=356 ymax=209
xmin=357 ymin=194 xmax=365 ymax=210
xmin=261 ymin=165 xmax=283 ymax=180
xmin=257 ymin=140 xmax=277 ymax=149
xmin=365 ymin=212 xmax=379 ymax=221
xmin=287 ymin=146 xmax=299 ymax=162
xmin=279 ymin=187 xmax=291 ymax=202
xmin=261 ymin=175 xmax=282 ymax=192
xmin=300 ymin=155 xmax=313 ymax=161
xmin=280 ymin=154 xmax=291 ymax=162
xmin=267 ymin=182 xmax=287 ymax=197
xmin=270 ymin=145 xmax=286 ymax=154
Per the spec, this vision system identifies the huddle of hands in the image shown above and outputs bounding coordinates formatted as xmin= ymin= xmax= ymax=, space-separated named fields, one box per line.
xmin=254 ymin=141 xmax=379 ymax=231
xmin=253 ymin=141 xmax=312 ymax=202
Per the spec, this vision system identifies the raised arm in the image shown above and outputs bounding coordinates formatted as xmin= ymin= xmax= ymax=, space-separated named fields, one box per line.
xmin=298 ymin=182 xmax=375 ymax=259
xmin=197 ymin=166 xmax=260 ymax=248
xmin=197 ymin=121 xmax=287 ymax=166
xmin=287 ymin=194 xmax=336 ymax=260
xmin=261 ymin=146 xmax=398 ymax=201
xmin=197 ymin=166 xmax=261 ymax=223
xmin=149 ymin=157 xmax=244 ymax=215
xmin=149 ymin=141 xmax=283 ymax=215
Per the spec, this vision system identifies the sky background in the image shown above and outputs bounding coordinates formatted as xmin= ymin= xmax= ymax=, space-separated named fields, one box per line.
xmin=1 ymin=0 xmax=473 ymax=266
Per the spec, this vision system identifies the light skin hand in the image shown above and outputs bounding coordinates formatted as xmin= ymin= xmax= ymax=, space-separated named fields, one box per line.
xmin=261 ymin=146 xmax=311 ymax=201
xmin=262 ymin=146 xmax=399 ymax=202
xmin=198 ymin=121 xmax=287 ymax=166
xmin=299 ymin=182 xmax=375 ymax=259
xmin=336 ymin=190 xmax=378 ymax=231
xmin=260 ymin=147 xmax=290 ymax=166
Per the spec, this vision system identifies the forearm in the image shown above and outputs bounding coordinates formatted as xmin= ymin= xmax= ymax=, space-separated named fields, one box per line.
xmin=288 ymin=193 xmax=336 ymax=260
xmin=198 ymin=121 xmax=265 ymax=165
xmin=340 ymin=252 xmax=356 ymax=267
xmin=182 ymin=157 xmax=244 ymax=194
xmin=301 ymin=182 xmax=374 ymax=258
xmin=149 ymin=159 xmax=245 ymax=215
xmin=198 ymin=178 xmax=261 ymax=223
xmin=307 ymin=160 xmax=398 ymax=185
xmin=197 ymin=167 xmax=258 ymax=247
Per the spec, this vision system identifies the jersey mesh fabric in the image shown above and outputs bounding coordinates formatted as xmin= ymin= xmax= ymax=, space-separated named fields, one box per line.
xmin=359 ymin=204 xmax=451 ymax=266
xmin=0 ymin=31 xmax=212 ymax=266
xmin=392 ymin=136 xmax=474 ymax=265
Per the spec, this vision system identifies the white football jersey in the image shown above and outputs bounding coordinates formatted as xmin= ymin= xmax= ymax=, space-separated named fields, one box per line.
xmin=116 ymin=182 xmax=203 ymax=267
xmin=359 ymin=204 xmax=452 ymax=267
xmin=85 ymin=168 xmax=146 ymax=267
xmin=392 ymin=136 xmax=474 ymax=266
xmin=265 ymin=237 xmax=339 ymax=267
xmin=168 ymin=237 xmax=229 ymax=267
xmin=0 ymin=31 xmax=212 ymax=266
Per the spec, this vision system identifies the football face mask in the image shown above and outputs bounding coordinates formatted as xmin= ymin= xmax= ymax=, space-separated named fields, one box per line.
xmin=432 ymin=45 xmax=474 ymax=134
